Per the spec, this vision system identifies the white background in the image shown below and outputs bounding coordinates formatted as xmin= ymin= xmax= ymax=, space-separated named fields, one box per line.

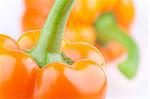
xmin=0 ymin=0 xmax=149 ymax=99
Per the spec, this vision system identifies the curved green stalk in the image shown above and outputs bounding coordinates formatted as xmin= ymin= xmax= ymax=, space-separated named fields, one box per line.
xmin=29 ymin=0 xmax=74 ymax=67
xmin=94 ymin=13 xmax=139 ymax=79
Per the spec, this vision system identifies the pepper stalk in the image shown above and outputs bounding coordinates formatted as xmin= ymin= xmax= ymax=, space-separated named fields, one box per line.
xmin=94 ymin=13 xmax=139 ymax=79
xmin=29 ymin=0 xmax=74 ymax=67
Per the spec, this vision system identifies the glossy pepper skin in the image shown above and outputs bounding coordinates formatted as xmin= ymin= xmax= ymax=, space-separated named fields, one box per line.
xmin=0 ymin=0 xmax=106 ymax=98
xmin=0 ymin=35 xmax=39 ymax=98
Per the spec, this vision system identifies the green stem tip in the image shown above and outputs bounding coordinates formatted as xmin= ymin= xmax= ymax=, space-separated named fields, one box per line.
xmin=28 ymin=0 xmax=74 ymax=67
xmin=94 ymin=12 xmax=139 ymax=79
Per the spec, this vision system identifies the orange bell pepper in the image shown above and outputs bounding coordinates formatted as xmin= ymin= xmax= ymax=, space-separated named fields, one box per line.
xmin=0 ymin=0 xmax=106 ymax=98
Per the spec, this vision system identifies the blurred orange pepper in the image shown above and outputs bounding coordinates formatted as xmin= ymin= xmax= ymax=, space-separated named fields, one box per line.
xmin=22 ymin=0 xmax=54 ymax=31
xmin=69 ymin=0 xmax=134 ymax=30
xmin=67 ymin=0 xmax=135 ymax=60
xmin=1 ymin=0 xmax=106 ymax=98
xmin=68 ymin=0 xmax=138 ymax=79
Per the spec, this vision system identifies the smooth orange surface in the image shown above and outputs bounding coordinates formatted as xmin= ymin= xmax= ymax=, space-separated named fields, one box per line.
xmin=0 ymin=34 xmax=39 ymax=98
xmin=114 ymin=0 xmax=135 ymax=30
xmin=99 ymin=0 xmax=118 ymax=11
xmin=0 ymin=30 xmax=106 ymax=98
xmin=18 ymin=30 xmax=40 ymax=51
xmin=0 ymin=34 xmax=20 ymax=51
xmin=34 ymin=60 xmax=106 ymax=99
xmin=0 ymin=51 xmax=39 ymax=98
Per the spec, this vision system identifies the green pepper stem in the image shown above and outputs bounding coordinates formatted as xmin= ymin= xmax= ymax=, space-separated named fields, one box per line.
xmin=94 ymin=13 xmax=139 ymax=79
xmin=29 ymin=0 xmax=74 ymax=66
